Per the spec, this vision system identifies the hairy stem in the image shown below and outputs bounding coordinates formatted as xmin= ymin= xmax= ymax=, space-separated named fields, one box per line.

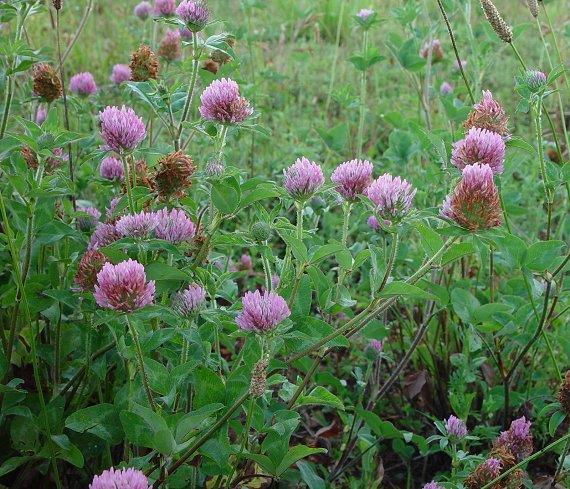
xmin=126 ymin=315 xmax=157 ymax=411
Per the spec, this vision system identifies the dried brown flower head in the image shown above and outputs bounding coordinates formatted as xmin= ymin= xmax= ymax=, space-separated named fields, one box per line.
xmin=74 ymin=250 xmax=108 ymax=291
xmin=463 ymin=90 xmax=510 ymax=137
xmin=249 ymin=359 xmax=268 ymax=398
xmin=210 ymin=36 xmax=236 ymax=64
xmin=464 ymin=458 xmax=503 ymax=489
xmin=558 ymin=370 xmax=570 ymax=415
xmin=32 ymin=63 xmax=62 ymax=102
xmin=21 ymin=146 xmax=39 ymax=169
xmin=158 ymin=30 xmax=182 ymax=62
xmin=202 ymin=59 xmax=220 ymax=74
xmin=154 ymin=151 xmax=196 ymax=200
xmin=489 ymin=446 xmax=524 ymax=489
xmin=129 ymin=45 xmax=159 ymax=81
xmin=480 ymin=0 xmax=513 ymax=43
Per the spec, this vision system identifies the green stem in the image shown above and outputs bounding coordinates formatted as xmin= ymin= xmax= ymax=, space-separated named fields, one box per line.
xmin=534 ymin=102 xmax=553 ymax=239
xmin=225 ymin=397 xmax=256 ymax=489
xmin=286 ymin=354 xmax=322 ymax=410
xmin=481 ymin=433 xmax=570 ymax=489
xmin=324 ymin=0 xmax=346 ymax=115
xmin=378 ymin=232 xmax=399 ymax=292
xmin=295 ymin=202 xmax=303 ymax=240
xmin=125 ymin=315 xmax=157 ymax=411
xmin=541 ymin=3 xmax=569 ymax=89
xmin=177 ymin=34 xmax=200 ymax=147
xmin=0 ymin=77 xmax=14 ymax=139
xmin=120 ymin=154 xmax=136 ymax=213
xmin=357 ymin=30 xmax=369 ymax=158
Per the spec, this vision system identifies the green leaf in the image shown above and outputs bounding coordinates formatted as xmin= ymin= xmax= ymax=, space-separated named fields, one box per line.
xmin=414 ymin=222 xmax=443 ymax=257
xmin=193 ymin=367 xmax=226 ymax=409
xmin=379 ymin=281 xmax=437 ymax=301
xmin=441 ymin=242 xmax=475 ymax=266
xmin=295 ymin=386 xmax=344 ymax=411
xmin=145 ymin=262 xmax=192 ymax=281
xmin=309 ymin=244 xmax=346 ymax=265
xmin=275 ymin=445 xmax=327 ymax=476
xmin=144 ymin=357 xmax=171 ymax=395
xmin=315 ymin=123 xmax=348 ymax=152
xmin=211 ymin=181 xmax=240 ymax=215
xmin=297 ymin=460 xmax=326 ymax=489
xmin=450 ymin=288 xmax=479 ymax=323
xmin=0 ymin=457 xmax=31 ymax=477
xmin=523 ymin=240 xmax=566 ymax=272
xmin=65 ymin=404 xmax=122 ymax=444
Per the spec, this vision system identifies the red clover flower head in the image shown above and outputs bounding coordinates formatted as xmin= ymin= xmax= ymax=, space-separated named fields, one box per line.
xmin=422 ymin=483 xmax=444 ymax=489
xmin=523 ymin=69 xmax=547 ymax=91
xmin=100 ymin=156 xmax=124 ymax=181
xmin=158 ymin=30 xmax=182 ymax=62
xmin=99 ymin=106 xmax=146 ymax=153
xmin=176 ymin=0 xmax=209 ymax=32
xmin=115 ymin=211 xmax=158 ymax=238
xmin=77 ymin=205 xmax=101 ymax=231
xmin=173 ymin=283 xmax=206 ymax=315
xmin=90 ymin=467 xmax=151 ymax=489
xmin=440 ymin=163 xmax=502 ymax=232
xmin=74 ymin=250 xmax=108 ymax=292
xmin=134 ymin=1 xmax=153 ymax=20
xmin=420 ymin=39 xmax=443 ymax=61
xmin=364 ymin=173 xmax=416 ymax=223
xmin=440 ymin=81 xmax=453 ymax=96
xmin=94 ymin=259 xmax=155 ymax=312
xmin=199 ymin=78 xmax=253 ymax=124
xmin=451 ymin=127 xmax=505 ymax=174
xmin=154 ymin=208 xmax=196 ymax=243
xmin=236 ymin=290 xmax=290 ymax=333
xmin=331 ymin=159 xmax=373 ymax=201
xmin=367 ymin=339 xmax=383 ymax=353
xmin=283 ymin=157 xmax=325 ymax=200
xmin=357 ymin=8 xmax=375 ymax=21
xmin=110 ymin=64 xmax=132 ymax=85
xmin=496 ymin=416 xmax=533 ymax=461
xmin=69 ymin=72 xmax=97 ymax=96
xmin=464 ymin=90 xmax=509 ymax=137
xmin=154 ymin=0 xmax=176 ymax=16
xmin=88 ymin=223 xmax=121 ymax=250
xmin=36 ymin=105 xmax=47 ymax=125
xmin=445 ymin=415 xmax=468 ymax=439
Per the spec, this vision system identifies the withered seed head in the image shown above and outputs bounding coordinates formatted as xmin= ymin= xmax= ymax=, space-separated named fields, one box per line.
xmin=480 ymin=0 xmax=513 ymax=43
xmin=32 ymin=63 xmax=62 ymax=103
xmin=129 ymin=45 xmax=159 ymax=81
xmin=154 ymin=151 xmax=196 ymax=200
xmin=527 ymin=0 xmax=538 ymax=17
xmin=558 ymin=370 xmax=570 ymax=415
xmin=74 ymin=250 xmax=109 ymax=291
xmin=203 ymin=59 xmax=220 ymax=74
xmin=52 ymin=0 xmax=62 ymax=10
xmin=249 ymin=359 xmax=268 ymax=398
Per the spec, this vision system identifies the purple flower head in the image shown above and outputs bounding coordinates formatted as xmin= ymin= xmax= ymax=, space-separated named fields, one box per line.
xmin=420 ymin=39 xmax=443 ymax=61
xmin=445 ymin=415 xmax=468 ymax=439
xmin=464 ymin=90 xmax=509 ymax=137
xmin=454 ymin=59 xmax=467 ymax=71
xmin=88 ymin=223 xmax=121 ymax=250
xmin=179 ymin=27 xmax=193 ymax=39
xmin=367 ymin=215 xmax=389 ymax=231
xmin=440 ymin=163 xmax=502 ymax=232
xmin=94 ymin=260 xmax=155 ymax=312
xmin=440 ymin=81 xmax=453 ymax=95
xmin=173 ymin=283 xmax=206 ymax=315
xmin=69 ymin=72 xmax=97 ymax=97
xmin=106 ymin=197 xmax=122 ymax=220
xmin=199 ymin=78 xmax=253 ymax=124
xmin=236 ymin=290 xmax=290 ymax=333
xmin=240 ymin=253 xmax=253 ymax=271
xmin=100 ymin=156 xmax=124 ymax=181
xmin=158 ymin=30 xmax=182 ymax=61
xmin=77 ymin=205 xmax=101 ymax=231
xmin=357 ymin=8 xmax=375 ymax=21
xmin=481 ymin=458 xmax=502 ymax=478
xmin=524 ymin=69 xmax=547 ymax=91
xmin=271 ymin=274 xmax=280 ymax=289
xmin=176 ymin=0 xmax=209 ymax=32
xmin=89 ymin=467 xmax=152 ymax=489
xmin=364 ymin=173 xmax=416 ymax=223
xmin=134 ymin=1 xmax=153 ymax=20
xmin=367 ymin=339 xmax=383 ymax=353
xmin=154 ymin=0 xmax=176 ymax=16
xmin=36 ymin=105 xmax=47 ymax=125
xmin=496 ymin=416 xmax=533 ymax=461
xmin=110 ymin=64 xmax=132 ymax=84
xmin=99 ymin=105 xmax=146 ymax=153
xmin=115 ymin=211 xmax=158 ymax=238
xmin=331 ymin=159 xmax=373 ymax=201
xmin=451 ymin=127 xmax=505 ymax=174
xmin=422 ymin=483 xmax=444 ymax=489
xmin=154 ymin=208 xmax=196 ymax=243
xmin=45 ymin=147 xmax=68 ymax=171
xmin=283 ymin=157 xmax=325 ymax=200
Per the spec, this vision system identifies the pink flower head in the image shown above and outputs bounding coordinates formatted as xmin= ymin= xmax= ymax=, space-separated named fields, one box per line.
xmin=480 ymin=458 xmax=502 ymax=478
xmin=94 ymin=259 xmax=155 ymax=312
xmin=453 ymin=59 xmax=467 ymax=71
xmin=110 ymin=64 xmax=132 ymax=84
xmin=36 ymin=105 xmax=47 ymax=125
xmin=77 ymin=205 xmax=101 ymax=231
xmin=441 ymin=164 xmax=501 ymax=230
xmin=445 ymin=415 xmax=468 ymax=439
xmin=364 ymin=173 xmax=416 ymax=223
xmin=420 ymin=39 xmax=443 ymax=61
xmin=357 ymin=8 xmax=375 ymax=21
xmin=179 ymin=27 xmax=193 ymax=39
xmin=106 ymin=196 xmax=123 ymax=220
xmin=46 ymin=147 xmax=68 ymax=171
xmin=199 ymin=78 xmax=253 ymax=124
xmin=69 ymin=72 xmax=97 ymax=97
xmin=154 ymin=0 xmax=176 ymax=16
xmin=176 ymin=0 xmax=209 ymax=32
xmin=100 ymin=156 xmax=124 ymax=181
xmin=440 ymin=163 xmax=501 ymax=232
xmin=154 ymin=208 xmax=196 ymax=243
xmin=99 ymin=106 xmax=146 ymax=153
xmin=464 ymin=90 xmax=509 ymax=137
xmin=367 ymin=339 xmax=383 ymax=353
xmin=89 ymin=467 xmax=151 ymax=489
xmin=283 ymin=157 xmax=325 ymax=200
xmin=134 ymin=1 xmax=153 ymax=20
xmin=422 ymin=483 xmax=444 ymax=489
xmin=173 ymin=283 xmax=206 ymax=315
xmin=367 ymin=215 xmax=380 ymax=231
xmin=115 ymin=211 xmax=158 ymax=238
xmin=331 ymin=159 xmax=373 ymax=201
xmin=236 ymin=290 xmax=290 ymax=333
xmin=271 ymin=274 xmax=280 ymax=289
xmin=88 ymin=223 xmax=121 ymax=250
xmin=440 ymin=81 xmax=453 ymax=95
xmin=240 ymin=253 xmax=253 ymax=271
xmin=524 ymin=69 xmax=547 ymax=91
xmin=496 ymin=416 xmax=533 ymax=461
xmin=451 ymin=127 xmax=505 ymax=174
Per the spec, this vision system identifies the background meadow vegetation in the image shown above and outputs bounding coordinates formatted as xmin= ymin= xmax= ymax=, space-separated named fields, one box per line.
xmin=0 ymin=0 xmax=569 ymax=488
